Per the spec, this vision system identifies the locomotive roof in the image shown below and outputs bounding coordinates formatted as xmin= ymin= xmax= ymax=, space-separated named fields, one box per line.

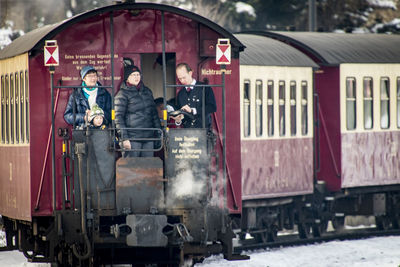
xmin=249 ymin=31 xmax=400 ymax=65
xmin=0 ymin=3 xmax=244 ymax=60
xmin=235 ymin=33 xmax=318 ymax=68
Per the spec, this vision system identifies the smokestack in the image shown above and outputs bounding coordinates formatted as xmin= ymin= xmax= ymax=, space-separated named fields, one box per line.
xmin=308 ymin=0 xmax=317 ymax=32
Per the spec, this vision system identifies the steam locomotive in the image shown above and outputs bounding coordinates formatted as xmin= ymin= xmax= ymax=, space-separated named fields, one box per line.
xmin=0 ymin=2 xmax=243 ymax=266
xmin=1 ymin=2 xmax=400 ymax=267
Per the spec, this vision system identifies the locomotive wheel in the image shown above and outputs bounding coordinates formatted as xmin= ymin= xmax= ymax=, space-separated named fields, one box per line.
xmin=298 ymin=223 xmax=312 ymax=239
xmin=312 ymin=220 xmax=328 ymax=238
xmin=391 ymin=216 xmax=400 ymax=229
xmin=332 ymin=216 xmax=345 ymax=230
xmin=254 ymin=223 xmax=278 ymax=243
xmin=238 ymin=232 xmax=247 ymax=241
xmin=267 ymin=225 xmax=279 ymax=242
xmin=376 ymin=216 xmax=391 ymax=230
xmin=254 ymin=231 xmax=268 ymax=243
xmin=255 ymin=227 xmax=278 ymax=243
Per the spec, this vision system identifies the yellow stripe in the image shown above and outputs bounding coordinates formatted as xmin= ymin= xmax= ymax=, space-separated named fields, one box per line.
xmin=112 ymin=109 xmax=115 ymax=120
xmin=62 ymin=143 xmax=66 ymax=153
xmin=163 ymin=109 xmax=167 ymax=121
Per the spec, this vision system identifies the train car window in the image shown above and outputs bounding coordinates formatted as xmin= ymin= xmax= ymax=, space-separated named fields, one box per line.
xmin=380 ymin=77 xmax=390 ymax=129
xmin=15 ymin=72 xmax=19 ymax=143
xmin=397 ymin=77 xmax=400 ymax=128
xmin=10 ymin=74 xmax=14 ymax=144
xmin=279 ymin=81 xmax=286 ymax=136
xmin=1 ymin=75 xmax=4 ymax=143
xmin=243 ymin=80 xmax=250 ymax=137
xmin=256 ymin=80 xmax=263 ymax=137
xmin=25 ymin=70 xmax=29 ymax=143
xmin=5 ymin=75 xmax=9 ymax=144
xmin=301 ymin=81 xmax=308 ymax=135
xmin=346 ymin=77 xmax=356 ymax=130
xmin=267 ymin=80 xmax=274 ymax=137
xmin=363 ymin=77 xmax=373 ymax=130
xmin=20 ymin=71 xmax=25 ymax=143
xmin=290 ymin=81 xmax=296 ymax=136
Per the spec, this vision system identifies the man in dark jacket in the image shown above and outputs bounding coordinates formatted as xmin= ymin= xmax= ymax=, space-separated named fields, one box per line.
xmin=64 ymin=65 xmax=112 ymax=127
xmin=115 ymin=65 xmax=161 ymax=157
xmin=175 ymin=63 xmax=216 ymax=128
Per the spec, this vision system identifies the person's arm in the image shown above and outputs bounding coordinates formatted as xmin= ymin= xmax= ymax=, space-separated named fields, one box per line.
xmin=195 ymin=85 xmax=216 ymax=117
xmin=114 ymin=91 xmax=129 ymax=140
xmin=103 ymin=91 xmax=112 ymax=125
xmin=150 ymin=95 xmax=161 ymax=129
xmin=64 ymin=92 xmax=85 ymax=125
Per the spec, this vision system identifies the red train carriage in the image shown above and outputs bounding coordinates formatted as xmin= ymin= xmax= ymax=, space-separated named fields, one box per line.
xmin=0 ymin=2 xmax=245 ymax=265
xmin=235 ymin=33 xmax=320 ymax=240
xmin=260 ymin=31 xmax=400 ymax=229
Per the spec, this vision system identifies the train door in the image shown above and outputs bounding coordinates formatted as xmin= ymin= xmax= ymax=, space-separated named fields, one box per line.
xmin=122 ymin=52 xmax=176 ymax=101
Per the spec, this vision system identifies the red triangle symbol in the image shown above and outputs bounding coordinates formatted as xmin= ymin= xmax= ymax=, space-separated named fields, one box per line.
xmin=219 ymin=54 xmax=229 ymax=63
xmin=46 ymin=46 xmax=57 ymax=54
xmin=46 ymin=56 xmax=57 ymax=64
xmin=219 ymin=45 xmax=229 ymax=53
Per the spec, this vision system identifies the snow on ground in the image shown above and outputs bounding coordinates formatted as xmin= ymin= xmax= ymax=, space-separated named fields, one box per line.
xmin=196 ymin=235 xmax=400 ymax=266
xmin=1 ymin=230 xmax=400 ymax=266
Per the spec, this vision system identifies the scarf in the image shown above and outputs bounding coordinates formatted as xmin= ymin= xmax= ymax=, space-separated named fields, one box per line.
xmin=82 ymin=81 xmax=98 ymax=108
xmin=127 ymin=80 xmax=142 ymax=91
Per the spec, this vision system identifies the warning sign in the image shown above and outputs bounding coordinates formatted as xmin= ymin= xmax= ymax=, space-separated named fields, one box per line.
xmin=44 ymin=40 xmax=59 ymax=66
xmin=216 ymin=39 xmax=231 ymax=65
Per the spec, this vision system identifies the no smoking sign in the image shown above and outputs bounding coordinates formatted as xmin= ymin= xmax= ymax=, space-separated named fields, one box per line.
xmin=44 ymin=40 xmax=59 ymax=66
xmin=216 ymin=39 xmax=231 ymax=65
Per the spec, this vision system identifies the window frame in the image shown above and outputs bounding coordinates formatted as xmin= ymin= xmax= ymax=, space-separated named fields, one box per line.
xmin=19 ymin=71 xmax=25 ymax=143
xmin=301 ymin=81 xmax=308 ymax=136
xmin=5 ymin=74 xmax=9 ymax=144
xmin=243 ymin=79 xmax=251 ymax=137
xmin=255 ymin=79 xmax=263 ymax=137
xmin=290 ymin=80 xmax=296 ymax=136
xmin=25 ymin=70 xmax=29 ymax=143
xmin=1 ymin=75 xmax=4 ymax=143
xmin=346 ymin=77 xmax=357 ymax=131
xmin=397 ymin=77 xmax=400 ymax=129
xmin=279 ymin=80 xmax=286 ymax=136
xmin=380 ymin=77 xmax=390 ymax=129
xmin=363 ymin=77 xmax=373 ymax=130
xmin=267 ymin=80 xmax=274 ymax=137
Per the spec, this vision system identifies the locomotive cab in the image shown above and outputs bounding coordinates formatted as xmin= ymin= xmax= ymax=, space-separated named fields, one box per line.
xmin=67 ymin=122 xmax=232 ymax=264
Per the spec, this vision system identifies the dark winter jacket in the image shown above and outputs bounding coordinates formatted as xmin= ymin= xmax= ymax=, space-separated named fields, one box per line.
xmin=176 ymin=81 xmax=216 ymax=128
xmin=63 ymin=83 xmax=112 ymax=127
xmin=115 ymin=81 xmax=161 ymax=140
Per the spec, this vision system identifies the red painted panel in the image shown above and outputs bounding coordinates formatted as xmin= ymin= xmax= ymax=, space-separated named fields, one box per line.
xmin=241 ymin=138 xmax=313 ymax=199
xmin=0 ymin=146 xmax=31 ymax=221
xmin=342 ymin=131 xmax=400 ymax=187
xmin=314 ymin=66 xmax=342 ymax=191
xmin=28 ymin=9 xmax=242 ymax=215
xmin=200 ymin=59 xmax=242 ymax=213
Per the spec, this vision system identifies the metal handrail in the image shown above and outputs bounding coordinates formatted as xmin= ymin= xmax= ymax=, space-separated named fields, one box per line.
xmin=115 ymin=127 xmax=164 ymax=152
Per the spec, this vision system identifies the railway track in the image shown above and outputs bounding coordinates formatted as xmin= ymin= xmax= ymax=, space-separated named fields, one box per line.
xmin=234 ymin=227 xmax=400 ymax=253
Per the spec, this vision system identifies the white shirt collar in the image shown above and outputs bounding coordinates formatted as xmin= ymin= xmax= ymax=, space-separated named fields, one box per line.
xmin=186 ymin=79 xmax=196 ymax=90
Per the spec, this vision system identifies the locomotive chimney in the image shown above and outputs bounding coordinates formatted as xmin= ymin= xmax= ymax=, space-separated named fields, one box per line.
xmin=114 ymin=0 xmax=136 ymax=3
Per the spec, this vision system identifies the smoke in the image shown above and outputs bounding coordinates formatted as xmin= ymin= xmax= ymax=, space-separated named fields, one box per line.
xmin=170 ymin=168 xmax=204 ymax=198
xmin=165 ymin=160 xmax=208 ymax=208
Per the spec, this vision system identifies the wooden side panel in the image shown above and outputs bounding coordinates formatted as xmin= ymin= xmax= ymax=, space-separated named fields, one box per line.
xmin=0 ymin=53 xmax=31 ymax=221
xmin=242 ymin=138 xmax=313 ymax=200
xmin=0 ymin=146 xmax=31 ymax=221
xmin=342 ymin=131 xmax=400 ymax=187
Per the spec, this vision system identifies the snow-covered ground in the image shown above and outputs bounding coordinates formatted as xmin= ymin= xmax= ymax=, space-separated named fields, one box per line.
xmin=197 ymin=235 xmax=400 ymax=266
xmin=1 ymin=231 xmax=400 ymax=266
